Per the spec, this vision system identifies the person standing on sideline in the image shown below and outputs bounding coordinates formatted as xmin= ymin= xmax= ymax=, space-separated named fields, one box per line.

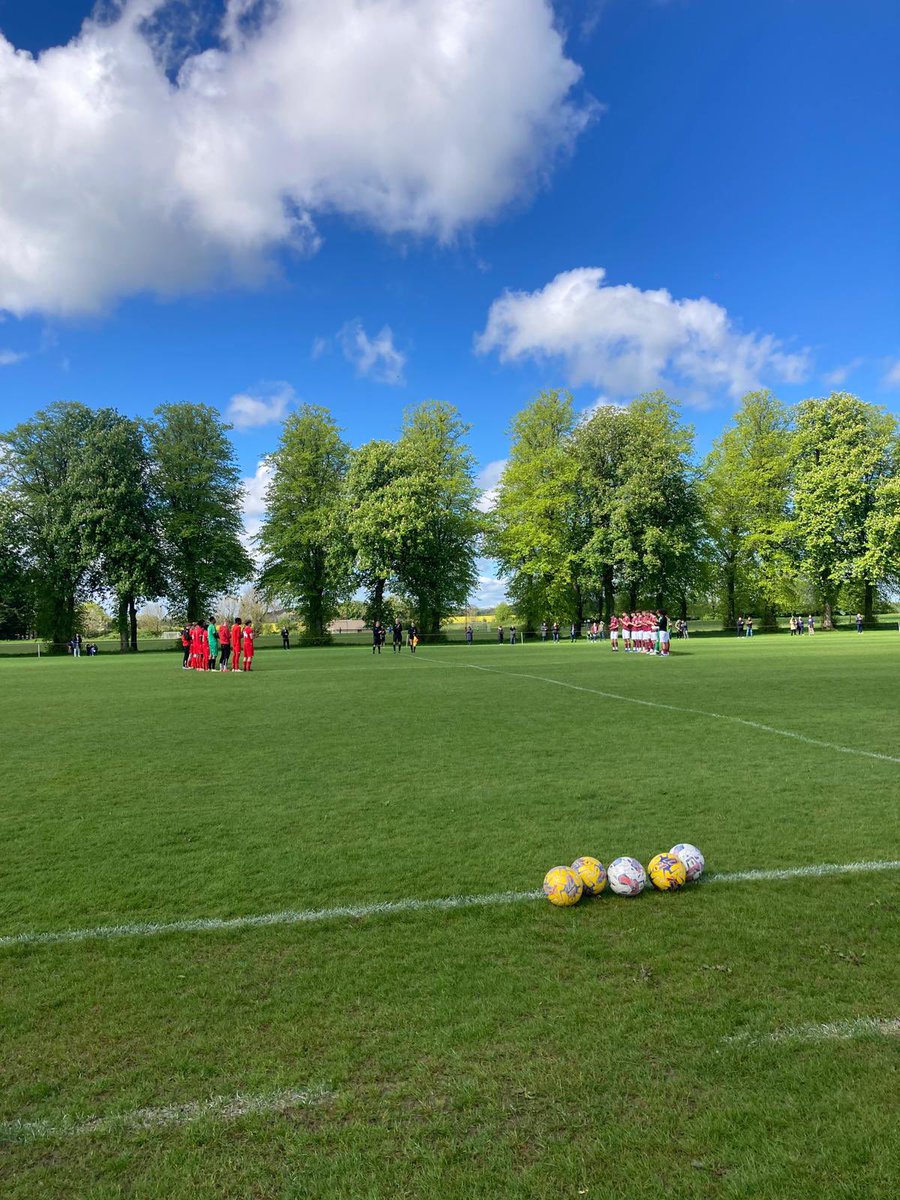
xmin=372 ymin=622 xmax=382 ymax=655
xmin=509 ymin=625 xmax=517 ymax=645
xmin=737 ymin=615 xmax=744 ymax=637
xmin=218 ymin=621 xmax=231 ymax=671
xmin=541 ymin=622 xmax=548 ymax=642
xmin=789 ymin=614 xmax=796 ymax=636
xmin=807 ymin=613 xmax=815 ymax=635
xmin=242 ymin=620 xmax=255 ymax=670
xmin=207 ymin=618 xmax=219 ymax=669
xmin=745 ymin=615 xmax=753 ymax=637
xmin=598 ymin=619 xmax=605 ymax=641
xmin=497 ymin=625 xmax=504 ymax=644
xmin=570 ymin=622 xmax=577 ymax=642
xmin=465 ymin=624 xmax=473 ymax=645
xmin=73 ymin=632 xmax=82 ymax=658
xmin=281 ymin=626 xmax=290 ymax=649
xmin=408 ymin=622 xmax=417 ymax=653
xmin=552 ymin=621 xmax=560 ymax=642
xmin=230 ymin=619 xmax=242 ymax=671
xmin=856 ymin=612 xmax=863 ymax=633
xmin=392 ymin=620 xmax=403 ymax=652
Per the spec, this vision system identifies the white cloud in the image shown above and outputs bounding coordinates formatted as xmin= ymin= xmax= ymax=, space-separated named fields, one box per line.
xmin=477 ymin=267 xmax=811 ymax=401
xmin=338 ymin=321 xmax=406 ymax=385
xmin=226 ymin=382 xmax=295 ymax=430
xmin=472 ymin=572 xmax=508 ymax=608
xmin=824 ymin=358 xmax=864 ymax=387
xmin=240 ymin=457 xmax=274 ymax=555
xmin=0 ymin=0 xmax=590 ymax=316
xmin=883 ymin=360 xmax=900 ymax=389
xmin=310 ymin=336 xmax=330 ymax=360
xmin=0 ymin=349 xmax=25 ymax=366
xmin=475 ymin=458 xmax=506 ymax=512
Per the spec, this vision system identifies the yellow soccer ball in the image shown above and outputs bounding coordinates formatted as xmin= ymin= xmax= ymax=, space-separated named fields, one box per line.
xmin=648 ymin=853 xmax=687 ymax=891
xmin=571 ymin=856 xmax=607 ymax=896
xmin=543 ymin=865 xmax=584 ymax=907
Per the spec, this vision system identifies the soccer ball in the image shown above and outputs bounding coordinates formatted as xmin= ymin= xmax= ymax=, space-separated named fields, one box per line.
xmin=648 ymin=853 xmax=687 ymax=891
xmin=543 ymin=866 xmax=584 ymax=907
xmin=669 ymin=843 xmax=705 ymax=882
xmin=607 ymin=857 xmax=646 ymax=897
xmin=571 ymin=856 xmax=607 ymax=896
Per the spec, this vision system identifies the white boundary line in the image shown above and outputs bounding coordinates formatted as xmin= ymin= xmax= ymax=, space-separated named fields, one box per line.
xmin=449 ymin=661 xmax=900 ymax=765
xmin=0 ymin=1085 xmax=331 ymax=1144
xmin=724 ymin=1016 xmax=900 ymax=1048
xmin=2 ymin=861 xmax=898 ymax=951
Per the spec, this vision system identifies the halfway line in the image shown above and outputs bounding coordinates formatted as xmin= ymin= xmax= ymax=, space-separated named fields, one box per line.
xmin=1 ymin=860 xmax=898 ymax=950
xmin=457 ymin=662 xmax=900 ymax=766
xmin=723 ymin=1016 xmax=900 ymax=1048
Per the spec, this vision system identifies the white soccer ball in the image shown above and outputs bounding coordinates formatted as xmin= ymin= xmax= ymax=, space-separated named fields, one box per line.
xmin=607 ymin=856 xmax=646 ymax=897
xmin=669 ymin=843 xmax=705 ymax=881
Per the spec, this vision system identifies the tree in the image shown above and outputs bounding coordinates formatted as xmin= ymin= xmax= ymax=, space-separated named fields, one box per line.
xmin=0 ymin=402 xmax=98 ymax=646
xmin=489 ymin=390 xmax=588 ymax=629
xmin=148 ymin=404 xmax=252 ymax=622
xmin=257 ymin=406 xmax=351 ymax=638
xmin=238 ymin=586 xmax=269 ymax=632
xmin=391 ymin=401 xmax=481 ymax=634
xmin=573 ymin=403 xmax=631 ymax=621
xmin=793 ymin=392 xmax=899 ymax=629
xmin=79 ymin=600 xmax=112 ymax=638
xmin=343 ymin=439 xmax=401 ymax=625
xmin=0 ymin=491 xmax=33 ymax=638
xmin=608 ymin=392 xmax=702 ymax=615
xmin=701 ymin=391 xmax=793 ymax=627
xmin=137 ymin=603 xmax=167 ymax=638
xmin=493 ymin=601 xmax=515 ymax=626
xmin=75 ymin=409 xmax=165 ymax=651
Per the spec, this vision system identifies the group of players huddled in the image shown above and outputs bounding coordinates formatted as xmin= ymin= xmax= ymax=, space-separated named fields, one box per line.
xmin=180 ymin=619 xmax=255 ymax=672
xmin=609 ymin=611 xmax=671 ymax=656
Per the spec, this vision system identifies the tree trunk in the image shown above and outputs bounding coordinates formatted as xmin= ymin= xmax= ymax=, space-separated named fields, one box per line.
xmin=823 ymin=597 xmax=834 ymax=631
xmin=679 ymin=593 xmax=688 ymax=621
xmin=574 ymin=584 xmax=584 ymax=633
xmin=372 ymin=578 xmax=385 ymax=626
xmin=628 ymin=585 xmax=638 ymax=611
xmin=761 ymin=602 xmax=778 ymax=632
xmin=117 ymin=595 xmax=129 ymax=653
xmin=864 ymin=581 xmax=875 ymax=626
xmin=602 ymin=567 xmax=614 ymax=624
xmin=128 ymin=594 xmax=138 ymax=652
xmin=724 ymin=561 xmax=736 ymax=629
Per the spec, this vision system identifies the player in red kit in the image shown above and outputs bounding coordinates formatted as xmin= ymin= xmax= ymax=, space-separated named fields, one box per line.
xmin=242 ymin=620 xmax=254 ymax=671
xmin=230 ymin=620 xmax=242 ymax=671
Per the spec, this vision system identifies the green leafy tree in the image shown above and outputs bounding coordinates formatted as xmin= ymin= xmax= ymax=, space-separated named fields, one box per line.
xmin=343 ymin=439 xmax=401 ymax=625
xmin=573 ymin=403 xmax=631 ymax=621
xmin=489 ymin=390 xmax=588 ymax=628
xmin=0 ymin=402 xmax=98 ymax=646
xmin=257 ymin=406 xmax=351 ymax=638
xmin=75 ymin=409 xmax=165 ymax=651
xmin=609 ymin=392 xmax=702 ymax=615
xmin=149 ymin=404 xmax=251 ymax=622
xmin=392 ymin=402 xmax=481 ymax=634
xmin=0 ymin=491 xmax=33 ymax=638
xmin=793 ymin=392 xmax=899 ymax=628
xmin=701 ymin=391 xmax=793 ymax=627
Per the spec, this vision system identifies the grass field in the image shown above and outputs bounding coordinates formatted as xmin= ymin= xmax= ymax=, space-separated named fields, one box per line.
xmin=2 ymin=635 xmax=899 ymax=1198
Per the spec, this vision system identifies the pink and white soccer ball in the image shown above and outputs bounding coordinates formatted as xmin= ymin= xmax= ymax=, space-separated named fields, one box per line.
xmin=607 ymin=856 xmax=646 ymax=897
xmin=669 ymin=843 xmax=705 ymax=882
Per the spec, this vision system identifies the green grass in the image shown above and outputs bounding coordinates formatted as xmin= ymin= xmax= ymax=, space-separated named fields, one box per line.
xmin=1 ymin=636 xmax=899 ymax=1198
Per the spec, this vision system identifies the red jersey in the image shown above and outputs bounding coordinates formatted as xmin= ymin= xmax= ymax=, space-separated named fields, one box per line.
xmin=242 ymin=627 xmax=254 ymax=654
xmin=610 ymin=616 xmax=618 ymax=631
xmin=231 ymin=625 xmax=241 ymax=652
xmin=218 ymin=624 xmax=229 ymax=646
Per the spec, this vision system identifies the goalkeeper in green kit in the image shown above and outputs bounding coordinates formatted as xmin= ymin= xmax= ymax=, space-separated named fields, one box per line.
xmin=207 ymin=619 xmax=219 ymax=670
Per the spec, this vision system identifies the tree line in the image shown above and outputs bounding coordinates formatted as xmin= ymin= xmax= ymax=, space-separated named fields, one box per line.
xmin=2 ymin=387 xmax=898 ymax=646
xmin=491 ymin=388 xmax=900 ymax=630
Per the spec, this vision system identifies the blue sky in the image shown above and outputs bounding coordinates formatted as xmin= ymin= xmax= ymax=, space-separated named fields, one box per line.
xmin=1 ymin=0 xmax=898 ymax=604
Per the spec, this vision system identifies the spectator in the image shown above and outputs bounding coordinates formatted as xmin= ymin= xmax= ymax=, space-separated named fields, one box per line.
xmin=281 ymin=626 xmax=291 ymax=649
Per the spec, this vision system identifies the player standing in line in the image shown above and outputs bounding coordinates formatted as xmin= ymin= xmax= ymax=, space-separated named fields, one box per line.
xmin=372 ymin=622 xmax=382 ymax=655
xmin=392 ymin=620 xmax=403 ymax=652
xmin=620 ymin=612 xmax=629 ymax=652
xmin=242 ymin=620 xmax=255 ymax=670
xmin=658 ymin=610 xmax=670 ymax=656
xmin=218 ymin=620 xmax=231 ymax=671
xmin=231 ymin=619 xmax=242 ymax=671
xmin=191 ymin=621 xmax=203 ymax=670
xmin=199 ymin=621 xmax=210 ymax=670
xmin=180 ymin=625 xmax=190 ymax=669
xmin=207 ymin=619 xmax=219 ymax=670
xmin=609 ymin=613 xmax=619 ymax=651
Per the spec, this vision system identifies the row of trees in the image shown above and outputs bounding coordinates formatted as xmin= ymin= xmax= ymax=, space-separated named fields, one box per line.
xmin=2 ymin=387 xmax=898 ymax=645
xmin=0 ymin=403 xmax=251 ymax=647
xmin=490 ymin=389 xmax=900 ymax=629
xmin=0 ymin=399 xmax=482 ymax=645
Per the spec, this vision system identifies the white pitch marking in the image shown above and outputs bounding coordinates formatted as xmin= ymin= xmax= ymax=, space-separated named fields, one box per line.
xmin=455 ymin=662 xmax=900 ymax=765
xmin=0 ymin=1085 xmax=331 ymax=1144
xmin=2 ymin=861 xmax=899 ymax=951
xmin=724 ymin=1016 xmax=900 ymax=1047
